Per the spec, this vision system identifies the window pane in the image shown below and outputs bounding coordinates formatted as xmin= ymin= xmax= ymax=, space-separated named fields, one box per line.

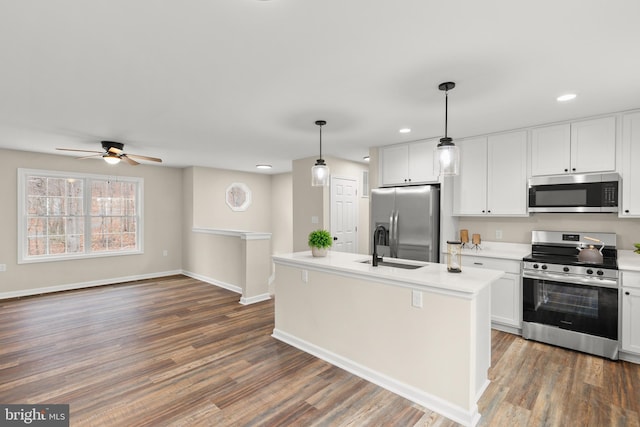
xmin=28 ymin=237 xmax=47 ymax=255
xmin=21 ymin=170 xmax=140 ymax=262
xmin=28 ymin=176 xmax=47 ymax=196
xmin=27 ymin=217 xmax=46 ymax=237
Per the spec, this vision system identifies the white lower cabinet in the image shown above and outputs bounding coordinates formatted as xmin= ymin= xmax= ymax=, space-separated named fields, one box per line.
xmin=621 ymin=271 xmax=640 ymax=355
xmin=462 ymin=255 xmax=521 ymax=332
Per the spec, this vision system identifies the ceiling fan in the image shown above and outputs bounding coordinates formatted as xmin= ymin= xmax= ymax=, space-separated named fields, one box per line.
xmin=56 ymin=141 xmax=162 ymax=165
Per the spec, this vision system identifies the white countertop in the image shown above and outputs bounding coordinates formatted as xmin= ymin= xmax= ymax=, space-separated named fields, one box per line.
xmin=273 ymin=251 xmax=505 ymax=297
xmin=618 ymin=250 xmax=640 ymax=271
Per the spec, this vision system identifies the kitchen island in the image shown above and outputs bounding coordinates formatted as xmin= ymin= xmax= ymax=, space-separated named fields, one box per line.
xmin=271 ymin=251 xmax=505 ymax=427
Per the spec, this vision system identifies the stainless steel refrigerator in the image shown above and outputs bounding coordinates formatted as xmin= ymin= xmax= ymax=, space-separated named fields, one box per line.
xmin=370 ymin=185 xmax=440 ymax=262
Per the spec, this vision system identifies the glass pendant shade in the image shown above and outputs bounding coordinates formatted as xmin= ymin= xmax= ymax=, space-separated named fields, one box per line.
xmin=435 ymin=81 xmax=460 ymax=177
xmin=311 ymin=160 xmax=330 ymax=186
xmin=311 ymin=120 xmax=330 ymax=186
xmin=435 ymin=139 xmax=459 ymax=176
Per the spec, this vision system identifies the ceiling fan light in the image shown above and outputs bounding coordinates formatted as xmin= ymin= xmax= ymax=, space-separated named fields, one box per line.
xmin=103 ymin=153 xmax=121 ymax=165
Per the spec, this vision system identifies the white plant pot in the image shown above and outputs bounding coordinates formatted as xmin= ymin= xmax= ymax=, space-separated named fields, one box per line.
xmin=311 ymin=247 xmax=328 ymax=257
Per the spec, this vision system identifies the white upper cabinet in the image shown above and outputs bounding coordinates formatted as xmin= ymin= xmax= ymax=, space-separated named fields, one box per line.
xmin=381 ymin=139 xmax=438 ymax=186
xmin=453 ymin=131 xmax=528 ymax=216
xmin=621 ymin=112 xmax=640 ymax=217
xmin=530 ymin=116 xmax=616 ymax=176
xmin=452 ymin=137 xmax=487 ymax=215
xmin=487 ymin=131 xmax=528 ymax=215
xmin=530 ymin=124 xmax=571 ymax=176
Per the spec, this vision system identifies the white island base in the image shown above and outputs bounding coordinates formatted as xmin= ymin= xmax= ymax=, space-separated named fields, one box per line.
xmin=272 ymin=251 xmax=504 ymax=427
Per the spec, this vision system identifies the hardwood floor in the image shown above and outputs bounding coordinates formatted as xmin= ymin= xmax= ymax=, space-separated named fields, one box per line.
xmin=1 ymin=275 xmax=638 ymax=426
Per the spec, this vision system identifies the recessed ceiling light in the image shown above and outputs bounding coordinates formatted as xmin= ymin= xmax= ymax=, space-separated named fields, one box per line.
xmin=256 ymin=164 xmax=272 ymax=170
xmin=557 ymin=93 xmax=577 ymax=102
xmin=399 ymin=128 xmax=411 ymax=134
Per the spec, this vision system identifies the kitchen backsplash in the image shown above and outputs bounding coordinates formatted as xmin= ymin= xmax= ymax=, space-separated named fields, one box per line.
xmin=458 ymin=214 xmax=640 ymax=250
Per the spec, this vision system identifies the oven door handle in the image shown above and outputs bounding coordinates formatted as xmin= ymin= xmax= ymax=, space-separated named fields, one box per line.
xmin=522 ymin=270 xmax=618 ymax=289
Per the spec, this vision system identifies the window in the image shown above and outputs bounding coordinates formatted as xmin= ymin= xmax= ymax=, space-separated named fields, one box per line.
xmin=18 ymin=169 xmax=143 ymax=263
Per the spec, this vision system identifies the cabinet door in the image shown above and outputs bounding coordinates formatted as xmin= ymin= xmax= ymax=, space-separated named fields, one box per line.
xmin=487 ymin=131 xmax=528 ymax=216
xmin=621 ymin=112 xmax=640 ymax=216
xmin=491 ymin=274 xmax=521 ymax=329
xmin=452 ymin=137 xmax=487 ymax=215
xmin=622 ymin=287 xmax=640 ymax=354
xmin=408 ymin=139 xmax=438 ymax=183
xmin=461 ymin=256 xmax=522 ymax=330
xmin=381 ymin=144 xmax=409 ymax=185
xmin=570 ymin=116 xmax=616 ymax=173
xmin=530 ymin=124 xmax=571 ymax=176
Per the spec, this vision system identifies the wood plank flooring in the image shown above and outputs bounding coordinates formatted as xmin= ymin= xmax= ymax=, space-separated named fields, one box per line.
xmin=1 ymin=275 xmax=638 ymax=426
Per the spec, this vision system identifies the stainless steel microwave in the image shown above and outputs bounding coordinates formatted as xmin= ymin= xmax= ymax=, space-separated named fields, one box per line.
xmin=528 ymin=173 xmax=619 ymax=213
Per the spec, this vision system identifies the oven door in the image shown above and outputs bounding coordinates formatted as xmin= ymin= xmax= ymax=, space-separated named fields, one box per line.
xmin=522 ymin=272 xmax=618 ymax=340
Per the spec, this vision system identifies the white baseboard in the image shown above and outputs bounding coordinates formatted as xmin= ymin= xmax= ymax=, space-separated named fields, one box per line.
xmin=491 ymin=322 xmax=522 ymax=336
xmin=620 ymin=351 xmax=640 ymax=364
xmin=271 ymin=328 xmax=480 ymax=427
xmin=0 ymin=270 xmax=183 ymax=300
xmin=239 ymin=293 xmax=271 ymax=305
xmin=181 ymin=270 xmax=242 ymax=294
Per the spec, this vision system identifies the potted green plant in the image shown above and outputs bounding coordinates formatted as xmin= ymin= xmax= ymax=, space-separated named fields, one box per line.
xmin=308 ymin=229 xmax=332 ymax=257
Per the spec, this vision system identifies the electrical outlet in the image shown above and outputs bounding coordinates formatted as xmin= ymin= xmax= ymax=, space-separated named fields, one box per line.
xmin=495 ymin=230 xmax=503 ymax=240
xmin=0 ymin=264 xmax=6 ymax=272
xmin=411 ymin=290 xmax=423 ymax=308
xmin=301 ymin=270 xmax=308 ymax=283
xmin=163 ymin=250 xmax=168 ymax=257
xmin=311 ymin=216 xmax=319 ymax=224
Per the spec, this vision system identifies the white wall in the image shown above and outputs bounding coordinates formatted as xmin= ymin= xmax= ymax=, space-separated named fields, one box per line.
xmin=271 ymin=173 xmax=293 ymax=255
xmin=458 ymin=214 xmax=640 ymax=250
xmin=0 ymin=148 xmax=183 ymax=296
xmin=292 ymin=155 xmax=369 ymax=253
xmin=192 ymin=166 xmax=272 ymax=232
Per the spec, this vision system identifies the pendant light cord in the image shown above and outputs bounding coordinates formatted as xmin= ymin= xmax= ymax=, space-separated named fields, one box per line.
xmin=319 ymin=124 xmax=323 ymax=160
xmin=444 ymin=89 xmax=449 ymax=138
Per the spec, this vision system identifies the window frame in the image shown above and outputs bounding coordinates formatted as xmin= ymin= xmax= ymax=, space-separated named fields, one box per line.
xmin=17 ymin=168 xmax=144 ymax=264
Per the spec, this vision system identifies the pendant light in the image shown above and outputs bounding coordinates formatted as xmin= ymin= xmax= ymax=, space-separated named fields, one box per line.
xmin=434 ymin=81 xmax=460 ymax=176
xmin=311 ymin=120 xmax=330 ymax=186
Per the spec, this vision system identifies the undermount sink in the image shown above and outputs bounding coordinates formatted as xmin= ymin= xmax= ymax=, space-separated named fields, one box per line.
xmin=359 ymin=259 xmax=424 ymax=270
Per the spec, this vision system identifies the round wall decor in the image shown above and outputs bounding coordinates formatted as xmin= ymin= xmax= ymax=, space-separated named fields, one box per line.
xmin=226 ymin=182 xmax=252 ymax=211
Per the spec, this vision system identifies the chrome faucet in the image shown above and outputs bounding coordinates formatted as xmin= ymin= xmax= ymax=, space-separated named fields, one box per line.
xmin=372 ymin=225 xmax=387 ymax=266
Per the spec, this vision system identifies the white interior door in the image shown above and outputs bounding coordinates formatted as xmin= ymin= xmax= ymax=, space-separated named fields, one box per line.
xmin=331 ymin=177 xmax=358 ymax=253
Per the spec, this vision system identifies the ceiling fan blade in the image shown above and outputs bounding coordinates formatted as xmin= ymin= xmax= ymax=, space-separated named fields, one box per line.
xmin=122 ymin=155 xmax=140 ymax=166
xmin=126 ymin=153 xmax=163 ymax=163
xmin=56 ymin=148 xmax=103 ymax=154
xmin=76 ymin=154 xmax=103 ymax=160
xmin=108 ymin=147 xmax=124 ymax=155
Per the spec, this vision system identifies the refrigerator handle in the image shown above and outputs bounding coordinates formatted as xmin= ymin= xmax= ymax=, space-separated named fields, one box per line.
xmin=387 ymin=211 xmax=394 ymax=256
xmin=391 ymin=210 xmax=399 ymax=258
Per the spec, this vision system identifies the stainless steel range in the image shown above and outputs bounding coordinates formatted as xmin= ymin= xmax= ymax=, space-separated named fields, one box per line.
xmin=522 ymin=230 xmax=619 ymax=360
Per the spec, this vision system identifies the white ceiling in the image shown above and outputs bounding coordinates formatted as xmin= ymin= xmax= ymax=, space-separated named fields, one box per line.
xmin=1 ymin=1 xmax=639 ymax=173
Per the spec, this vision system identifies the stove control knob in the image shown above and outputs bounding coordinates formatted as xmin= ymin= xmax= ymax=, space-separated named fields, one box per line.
xmin=541 ymin=265 xmax=548 ymax=270
xmin=533 ymin=264 xmax=539 ymax=269
xmin=563 ymin=267 xmax=570 ymax=272
xmin=597 ymin=270 xmax=604 ymax=276
xmin=586 ymin=269 xmax=594 ymax=275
